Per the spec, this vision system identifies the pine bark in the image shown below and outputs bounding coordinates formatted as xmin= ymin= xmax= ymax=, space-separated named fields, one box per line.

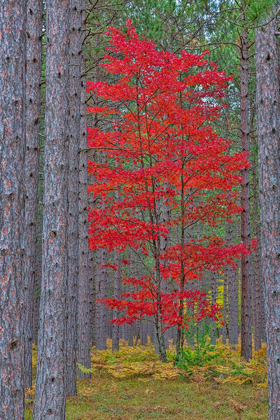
xmin=95 ymin=247 xmax=108 ymax=350
xmin=0 ymin=1 xmax=26 ymax=418
xmin=24 ymin=0 xmax=43 ymax=389
xmin=222 ymin=272 xmax=228 ymax=345
xmin=240 ymin=19 xmax=252 ymax=361
xmin=65 ymin=0 xmax=85 ymax=395
xmin=251 ymin=139 xmax=263 ymax=351
xmin=227 ymin=223 xmax=239 ymax=346
xmin=33 ymin=1 xmax=69 ymax=418
xmin=255 ymin=17 xmax=280 ymax=420
xmin=77 ymin=19 xmax=91 ymax=379
xmin=112 ymin=252 xmax=121 ymax=352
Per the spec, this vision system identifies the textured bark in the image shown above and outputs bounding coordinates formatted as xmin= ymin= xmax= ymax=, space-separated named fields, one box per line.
xmin=140 ymin=319 xmax=148 ymax=346
xmin=65 ymin=0 xmax=85 ymax=395
xmin=0 ymin=1 xmax=26 ymax=418
xmin=210 ymin=272 xmax=218 ymax=344
xmin=32 ymin=243 xmax=42 ymax=346
xmin=33 ymin=1 xmax=69 ymax=418
xmin=95 ymin=248 xmax=108 ymax=350
xmin=127 ymin=251 xmax=135 ymax=347
xmin=222 ymin=272 xmax=228 ymax=345
xmin=77 ymin=27 xmax=91 ymax=379
xmin=255 ymin=17 xmax=280 ymax=420
xmin=240 ymin=17 xmax=252 ymax=361
xmin=251 ymin=139 xmax=263 ymax=351
xmin=24 ymin=0 xmax=43 ymax=389
xmin=161 ymin=183 xmax=171 ymax=350
xmin=88 ymin=251 xmax=96 ymax=346
xmin=112 ymin=251 xmax=121 ymax=352
xmin=227 ymin=223 xmax=239 ymax=346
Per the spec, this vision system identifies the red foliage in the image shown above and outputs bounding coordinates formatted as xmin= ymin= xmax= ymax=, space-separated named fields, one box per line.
xmin=87 ymin=21 xmax=251 ymax=335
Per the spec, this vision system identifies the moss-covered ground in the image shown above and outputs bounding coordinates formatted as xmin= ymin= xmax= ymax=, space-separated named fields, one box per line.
xmin=26 ymin=339 xmax=269 ymax=419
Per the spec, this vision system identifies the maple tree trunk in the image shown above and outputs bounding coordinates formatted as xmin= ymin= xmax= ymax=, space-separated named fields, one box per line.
xmin=0 ymin=1 xmax=26 ymax=417
xmin=255 ymin=17 xmax=280 ymax=420
xmin=77 ymin=37 xmax=91 ymax=379
xmin=240 ymin=21 xmax=252 ymax=361
xmin=33 ymin=1 xmax=69 ymax=418
xmin=127 ymin=251 xmax=135 ymax=347
xmin=65 ymin=0 xmax=85 ymax=395
xmin=24 ymin=0 xmax=43 ymax=389
xmin=161 ymin=183 xmax=171 ymax=350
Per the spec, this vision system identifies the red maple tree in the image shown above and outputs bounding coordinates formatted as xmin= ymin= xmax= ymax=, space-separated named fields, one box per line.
xmin=87 ymin=21 xmax=252 ymax=361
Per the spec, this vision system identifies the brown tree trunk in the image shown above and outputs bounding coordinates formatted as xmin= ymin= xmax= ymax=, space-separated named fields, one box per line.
xmin=24 ymin=0 xmax=43 ymax=390
xmin=65 ymin=0 xmax=86 ymax=395
xmin=0 ymin=1 xmax=26 ymax=418
xmin=251 ymin=137 xmax=263 ymax=351
xmin=77 ymin=22 xmax=91 ymax=379
xmin=95 ymin=247 xmax=108 ymax=350
xmin=227 ymin=223 xmax=239 ymax=346
xmin=240 ymin=17 xmax=252 ymax=361
xmin=255 ymin=17 xmax=280 ymax=420
xmin=210 ymin=272 xmax=218 ymax=344
xmin=112 ymin=251 xmax=121 ymax=352
xmin=33 ymin=1 xmax=69 ymax=418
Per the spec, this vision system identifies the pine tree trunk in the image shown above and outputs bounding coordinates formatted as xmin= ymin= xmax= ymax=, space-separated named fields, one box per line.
xmin=251 ymin=138 xmax=263 ymax=351
xmin=95 ymin=248 xmax=108 ymax=350
xmin=222 ymin=272 xmax=228 ymax=345
xmin=0 ymin=1 xmax=26 ymax=417
xmin=77 ymin=28 xmax=91 ymax=379
xmin=227 ymin=223 xmax=239 ymax=346
xmin=33 ymin=1 xmax=69 ymax=418
xmin=112 ymin=251 xmax=121 ymax=352
xmin=24 ymin=0 xmax=43 ymax=389
xmin=65 ymin=0 xmax=85 ymax=395
xmin=210 ymin=272 xmax=218 ymax=344
xmin=240 ymin=19 xmax=252 ymax=361
xmin=255 ymin=17 xmax=280 ymax=420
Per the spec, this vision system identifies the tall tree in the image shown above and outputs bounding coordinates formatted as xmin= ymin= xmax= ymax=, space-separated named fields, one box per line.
xmin=24 ymin=0 xmax=43 ymax=389
xmin=77 ymin=8 xmax=92 ymax=378
xmin=33 ymin=0 xmax=70 ymax=418
xmin=240 ymin=0 xmax=252 ymax=361
xmin=65 ymin=0 xmax=85 ymax=396
xmin=255 ymin=14 xmax=280 ymax=420
xmin=0 ymin=1 xmax=26 ymax=418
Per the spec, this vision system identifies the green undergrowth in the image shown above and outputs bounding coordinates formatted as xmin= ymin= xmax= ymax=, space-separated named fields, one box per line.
xmin=26 ymin=339 xmax=268 ymax=419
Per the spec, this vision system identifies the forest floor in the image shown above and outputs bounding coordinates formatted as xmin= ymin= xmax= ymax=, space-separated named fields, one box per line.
xmin=26 ymin=340 xmax=269 ymax=419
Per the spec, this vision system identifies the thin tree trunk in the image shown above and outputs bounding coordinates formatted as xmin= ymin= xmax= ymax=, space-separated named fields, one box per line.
xmin=251 ymin=137 xmax=262 ymax=351
xmin=112 ymin=251 xmax=121 ymax=352
xmin=227 ymin=223 xmax=239 ymax=346
xmin=24 ymin=0 xmax=43 ymax=389
xmin=210 ymin=272 xmax=218 ymax=344
xmin=33 ymin=1 xmax=69 ymax=418
xmin=222 ymin=272 xmax=228 ymax=345
xmin=255 ymin=16 xmax=280 ymax=420
xmin=0 ymin=1 xmax=26 ymax=417
xmin=95 ymin=248 xmax=108 ymax=350
xmin=240 ymin=14 xmax=252 ymax=360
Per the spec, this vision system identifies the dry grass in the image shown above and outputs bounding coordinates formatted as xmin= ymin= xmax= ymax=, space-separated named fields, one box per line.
xmin=25 ymin=339 xmax=269 ymax=419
